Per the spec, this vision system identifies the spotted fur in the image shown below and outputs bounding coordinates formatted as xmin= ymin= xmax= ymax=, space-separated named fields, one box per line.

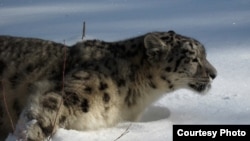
xmin=0 ymin=31 xmax=217 ymax=140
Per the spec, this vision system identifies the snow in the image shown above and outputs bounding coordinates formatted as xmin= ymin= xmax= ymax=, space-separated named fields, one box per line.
xmin=1 ymin=0 xmax=250 ymax=140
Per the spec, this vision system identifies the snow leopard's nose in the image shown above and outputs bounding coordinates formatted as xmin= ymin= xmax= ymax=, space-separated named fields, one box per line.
xmin=205 ymin=59 xmax=217 ymax=80
xmin=208 ymin=64 xmax=217 ymax=80
xmin=209 ymin=72 xmax=216 ymax=80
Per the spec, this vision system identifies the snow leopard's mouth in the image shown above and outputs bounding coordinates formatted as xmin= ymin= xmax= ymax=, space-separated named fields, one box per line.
xmin=188 ymin=83 xmax=211 ymax=93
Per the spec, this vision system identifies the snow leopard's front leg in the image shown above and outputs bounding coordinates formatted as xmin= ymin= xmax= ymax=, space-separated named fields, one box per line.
xmin=14 ymin=84 xmax=65 ymax=141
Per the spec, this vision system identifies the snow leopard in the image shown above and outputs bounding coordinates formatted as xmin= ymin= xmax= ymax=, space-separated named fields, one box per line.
xmin=0 ymin=31 xmax=217 ymax=140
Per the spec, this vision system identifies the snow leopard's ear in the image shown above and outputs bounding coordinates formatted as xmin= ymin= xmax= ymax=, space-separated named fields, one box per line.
xmin=144 ymin=34 xmax=170 ymax=62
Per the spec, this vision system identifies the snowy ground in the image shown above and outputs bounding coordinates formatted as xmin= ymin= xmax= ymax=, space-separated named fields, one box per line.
xmin=1 ymin=0 xmax=250 ymax=141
